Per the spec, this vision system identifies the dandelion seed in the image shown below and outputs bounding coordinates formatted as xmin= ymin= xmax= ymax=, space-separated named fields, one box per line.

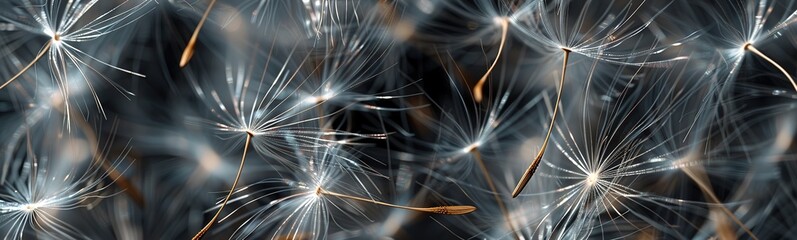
xmin=523 ymin=57 xmax=767 ymax=238
xmin=0 ymin=117 xmax=131 ymax=239
xmin=292 ymin=11 xmax=419 ymax=123
xmin=414 ymin=52 xmax=548 ymax=239
xmin=0 ymin=73 xmax=142 ymax=203
xmin=0 ymin=0 xmax=154 ymax=119
xmin=698 ymin=0 xmax=797 ymax=91
xmin=410 ymin=1 xmax=517 ymax=102
xmin=510 ymin=0 xmax=692 ymax=197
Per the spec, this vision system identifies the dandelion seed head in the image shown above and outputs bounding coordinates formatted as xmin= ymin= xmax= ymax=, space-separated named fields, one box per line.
xmin=742 ymin=41 xmax=755 ymax=52
xmin=493 ymin=16 xmax=507 ymax=26
xmin=244 ymin=129 xmax=256 ymax=136
xmin=585 ymin=172 xmax=599 ymax=186
xmin=461 ymin=141 xmax=481 ymax=154
xmin=18 ymin=202 xmax=43 ymax=213
xmin=304 ymin=91 xmax=334 ymax=104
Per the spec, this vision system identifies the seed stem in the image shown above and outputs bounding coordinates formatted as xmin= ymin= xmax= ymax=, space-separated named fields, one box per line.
xmin=1 ymin=41 xmax=52 ymax=90
xmin=193 ymin=130 xmax=253 ymax=240
xmin=512 ymin=48 xmax=569 ymax=198
xmin=180 ymin=0 xmax=217 ymax=68
xmin=51 ymin=100 xmax=145 ymax=207
xmin=745 ymin=43 xmax=797 ymax=92
xmin=473 ymin=17 xmax=509 ymax=103
xmin=318 ymin=188 xmax=476 ymax=215
xmin=74 ymin=112 xmax=145 ymax=207
xmin=679 ymin=154 xmax=758 ymax=240
xmin=471 ymin=149 xmax=519 ymax=239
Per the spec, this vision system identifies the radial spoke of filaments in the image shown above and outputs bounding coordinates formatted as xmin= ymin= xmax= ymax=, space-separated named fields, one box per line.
xmin=474 ymin=17 xmax=509 ymax=103
xmin=512 ymin=48 xmax=570 ymax=198
xmin=180 ymin=0 xmax=218 ymax=68
xmin=193 ymin=130 xmax=253 ymax=240
xmin=317 ymin=187 xmax=476 ymax=215
xmin=745 ymin=43 xmax=797 ymax=92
